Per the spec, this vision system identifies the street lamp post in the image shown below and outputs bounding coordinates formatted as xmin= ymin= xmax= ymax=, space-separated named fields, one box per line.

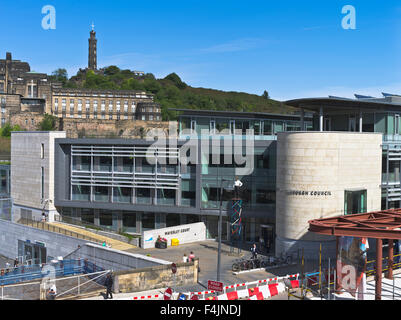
xmin=217 ymin=178 xmax=232 ymax=282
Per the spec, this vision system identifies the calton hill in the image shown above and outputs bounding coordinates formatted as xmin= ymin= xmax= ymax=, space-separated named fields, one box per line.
xmin=50 ymin=66 xmax=297 ymax=120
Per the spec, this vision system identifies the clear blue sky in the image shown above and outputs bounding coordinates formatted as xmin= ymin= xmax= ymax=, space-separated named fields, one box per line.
xmin=1 ymin=0 xmax=401 ymax=100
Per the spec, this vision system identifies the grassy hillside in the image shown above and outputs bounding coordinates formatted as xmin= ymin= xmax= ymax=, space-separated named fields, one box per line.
xmin=52 ymin=67 xmax=296 ymax=120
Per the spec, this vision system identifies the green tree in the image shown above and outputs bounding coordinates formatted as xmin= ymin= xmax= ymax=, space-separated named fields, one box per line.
xmin=38 ymin=114 xmax=57 ymax=131
xmin=51 ymin=68 xmax=68 ymax=84
xmin=104 ymin=65 xmax=120 ymax=76
xmin=0 ymin=123 xmax=22 ymax=137
xmin=262 ymin=90 xmax=270 ymax=99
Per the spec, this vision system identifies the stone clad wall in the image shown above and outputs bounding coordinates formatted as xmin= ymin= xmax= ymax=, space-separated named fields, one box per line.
xmin=275 ymin=132 xmax=382 ymax=258
xmin=61 ymin=118 xmax=172 ymax=139
xmin=114 ymin=259 xmax=199 ymax=293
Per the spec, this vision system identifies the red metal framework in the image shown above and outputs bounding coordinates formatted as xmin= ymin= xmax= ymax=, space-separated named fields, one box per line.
xmin=309 ymin=209 xmax=401 ymax=239
xmin=308 ymin=209 xmax=401 ymax=300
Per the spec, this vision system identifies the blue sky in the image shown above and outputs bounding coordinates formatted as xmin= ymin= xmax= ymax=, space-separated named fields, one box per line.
xmin=1 ymin=0 xmax=401 ymax=100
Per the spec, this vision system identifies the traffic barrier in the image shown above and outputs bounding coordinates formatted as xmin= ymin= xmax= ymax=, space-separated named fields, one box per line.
xmin=290 ymin=280 xmax=300 ymax=289
xmin=133 ymin=294 xmax=161 ymax=300
xmin=268 ymin=283 xmax=278 ymax=297
xmin=128 ymin=274 xmax=299 ymax=301
xmin=249 ymin=292 xmax=264 ymax=300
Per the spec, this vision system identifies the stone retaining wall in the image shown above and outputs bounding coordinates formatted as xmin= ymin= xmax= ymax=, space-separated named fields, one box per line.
xmin=114 ymin=259 xmax=199 ymax=293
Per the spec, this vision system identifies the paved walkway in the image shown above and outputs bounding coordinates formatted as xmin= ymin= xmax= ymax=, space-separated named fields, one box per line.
xmin=49 ymin=222 xmax=136 ymax=251
xmin=125 ymin=240 xmax=296 ymax=288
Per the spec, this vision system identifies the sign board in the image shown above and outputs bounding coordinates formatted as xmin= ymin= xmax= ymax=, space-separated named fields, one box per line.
xmin=164 ymin=287 xmax=172 ymax=300
xmin=141 ymin=222 xmax=206 ymax=249
xmin=171 ymin=263 xmax=177 ymax=274
xmin=208 ymin=280 xmax=223 ymax=292
xmin=178 ymin=293 xmax=187 ymax=300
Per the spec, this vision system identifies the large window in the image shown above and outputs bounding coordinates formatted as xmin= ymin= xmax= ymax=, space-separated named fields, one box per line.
xmin=344 ymin=190 xmax=367 ymax=215
xmin=99 ymin=210 xmax=112 ymax=227
xmin=136 ymin=188 xmax=152 ymax=204
xmin=113 ymin=187 xmax=131 ymax=203
xmin=81 ymin=208 xmax=94 ymax=224
xmin=157 ymin=189 xmax=176 ymax=205
xmin=73 ymin=156 xmax=91 ymax=171
xmin=94 ymin=156 xmax=112 ymax=172
xmin=72 ymin=185 xmax=90 ymax=201
xmin=135 ymin=157 xmax=154 ymax=173
xmin=94 ymin=186 xmax=110 ymax=202
xmin=114 ymin=157 xmax=133 ymax=173
xmin=142 ymin=212 xmax=155 ymax=230
xmin=166 ymin=213 xmax=181 ymax=227
xmin=123 ymin=212 xmax=136 ymax=233
xmin=181 ymin=180 xmax=196 ymax=207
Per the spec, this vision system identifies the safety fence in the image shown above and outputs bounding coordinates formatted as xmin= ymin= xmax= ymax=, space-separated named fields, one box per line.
xmin=129 ymin=274 xmax=300 ymax=301
xmin=366 ymin=253 xmax=401 ymax=277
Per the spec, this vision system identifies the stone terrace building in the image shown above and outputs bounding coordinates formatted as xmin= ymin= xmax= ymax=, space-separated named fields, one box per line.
xmin=51 ymin=88 xmax=162 ymax=121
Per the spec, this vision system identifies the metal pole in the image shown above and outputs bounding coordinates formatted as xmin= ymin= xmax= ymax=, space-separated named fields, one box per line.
xmin=217 ymin=182 xmax=224 ymax=282
xmin=333 ymin=269 xmax=336 ymax=300
xmin=319 ymin=243 xmax=322 ymax=297
xmin=376 ymin=238 xmax=383 ymax=300
xmin=301 ymin=248 xmax=304 ymax=298
xmin=328 ymin=258 xmax=330 ymax=300
xmin=388 ymin=239 xmax=394 ymax=280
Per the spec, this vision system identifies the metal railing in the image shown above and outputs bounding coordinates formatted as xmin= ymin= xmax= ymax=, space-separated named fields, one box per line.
xmin=366 ymin=253 xmax=401 ymax=277
xmin=0 ymin=259 xmax=94 ymax=286
xmin=54 ymin=215 xmax=114 ymax=233
xmin=19 ymin=218 xmax=103 ymax=245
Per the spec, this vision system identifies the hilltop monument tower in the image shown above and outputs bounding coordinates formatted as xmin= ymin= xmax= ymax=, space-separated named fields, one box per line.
xmin=88 ymin=23 xmax=97 ymax=70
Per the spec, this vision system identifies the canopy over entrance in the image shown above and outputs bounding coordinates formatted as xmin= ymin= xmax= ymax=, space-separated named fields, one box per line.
xmin=308 ymin=209 xmax=401 ymax=300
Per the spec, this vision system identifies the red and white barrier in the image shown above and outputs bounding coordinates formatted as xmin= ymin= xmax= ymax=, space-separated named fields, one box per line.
xmin=130 ymin=273 xmax=299 ymax=301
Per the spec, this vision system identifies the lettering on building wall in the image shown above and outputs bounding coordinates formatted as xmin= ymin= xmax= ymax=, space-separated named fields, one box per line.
xmin=164 ymin=227 xmax=190 ymax=236
xmin=286 ymin=190 xmax=332 ymax=196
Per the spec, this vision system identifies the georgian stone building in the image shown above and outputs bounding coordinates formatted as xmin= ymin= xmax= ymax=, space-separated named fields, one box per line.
xmin=51 ymin=88 xmax=161 ymax=121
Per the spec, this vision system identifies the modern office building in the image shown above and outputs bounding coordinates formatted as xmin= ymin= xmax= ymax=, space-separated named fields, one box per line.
xmin=45 ymin=109 xmax=312 ymax=245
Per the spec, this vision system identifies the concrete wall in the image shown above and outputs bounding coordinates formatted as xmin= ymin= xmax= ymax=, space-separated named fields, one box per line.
xmin=275 ymin=132 xmax=382 ymax=258
xmin=11 ymin=131 xmax=66 ymax=222
xmin=141 ymin=222 xmax=206 ymax=249
xmin=0 ymin=219 xmax=89 ymax=260
xmin=75 ymin=243 xmax=171 ymax=272
xmin=114 ymin=259 xmax=199 ymax=293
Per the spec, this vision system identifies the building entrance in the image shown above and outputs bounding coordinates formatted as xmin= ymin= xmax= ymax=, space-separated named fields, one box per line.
xmin=260 ymin=224 xmax=274 ymax=254
xmin=18 ymin=240 xmax=47 ymax=265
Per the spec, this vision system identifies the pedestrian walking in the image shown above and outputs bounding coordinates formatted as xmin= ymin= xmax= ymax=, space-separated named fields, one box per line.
xmin=104 ymin=273 xmax=113 ymax=299
xmin=13 ymin=257 xmax=18 ymax=268
xmin=250 ymin=243 xmax=258 ymax=260
xmin=183 ymin=253 xmax=188 ymax=263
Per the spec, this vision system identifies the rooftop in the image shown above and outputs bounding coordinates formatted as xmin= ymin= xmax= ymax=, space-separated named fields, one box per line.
xmin=285 ymin=93 xmax=401 ymax=113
